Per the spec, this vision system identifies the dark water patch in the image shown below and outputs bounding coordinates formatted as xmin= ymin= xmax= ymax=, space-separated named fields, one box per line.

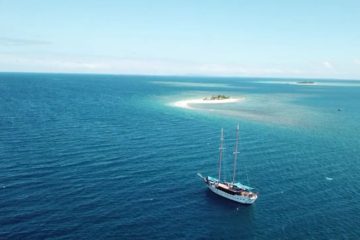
xmin=0 ymin=73 xmax=359 ymax=239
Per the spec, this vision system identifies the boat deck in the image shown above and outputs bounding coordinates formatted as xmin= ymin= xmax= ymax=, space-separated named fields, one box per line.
xmin=216 ymin=182 xmax=256 ymax=198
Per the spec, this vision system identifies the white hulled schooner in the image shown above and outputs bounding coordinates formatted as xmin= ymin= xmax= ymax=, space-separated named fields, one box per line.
xmin=198 ymin=124 xmax=258 ymax=204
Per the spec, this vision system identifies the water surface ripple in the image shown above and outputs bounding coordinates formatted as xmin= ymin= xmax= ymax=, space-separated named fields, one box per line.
xmin=0 ymin=73 xmax=359 ymax=239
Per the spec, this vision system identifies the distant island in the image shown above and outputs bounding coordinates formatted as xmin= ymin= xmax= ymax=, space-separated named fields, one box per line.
xmin=297 ymin=81 xmax=316 ymax=85
xmin=203 ymin=95 xmax=230 ymax=100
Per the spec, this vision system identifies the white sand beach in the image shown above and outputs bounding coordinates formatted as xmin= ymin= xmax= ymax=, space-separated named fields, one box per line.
xmin=173 ymin=97 xmax=244 ymax=110
xmin=295 ymin=81 xmax=318 ymax=86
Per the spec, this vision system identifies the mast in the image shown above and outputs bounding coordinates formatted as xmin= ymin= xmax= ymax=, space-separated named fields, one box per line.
xmin=218 ymin=128 xmax=224 ymax=181
xmin=232 ymin=124 xmax=240 ymax=184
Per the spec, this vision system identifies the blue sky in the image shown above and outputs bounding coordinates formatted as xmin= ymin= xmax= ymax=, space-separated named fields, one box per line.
xmin=0 ymin=0 xmax=360 ymax=79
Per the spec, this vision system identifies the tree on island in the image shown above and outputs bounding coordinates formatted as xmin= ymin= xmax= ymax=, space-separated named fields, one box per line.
xmin=204 ymin=95 xmax=230 ymax=100
xmin=297 ymin=81 xmax=315 ymax=84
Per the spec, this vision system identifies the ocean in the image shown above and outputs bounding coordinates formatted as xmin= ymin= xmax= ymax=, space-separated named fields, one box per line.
xmin=0 ymin=73 xmax=359 ymax=239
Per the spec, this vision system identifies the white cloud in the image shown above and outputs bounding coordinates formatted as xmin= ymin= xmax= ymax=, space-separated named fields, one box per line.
xmin=322 ymin=61 xmax=333 ymax=69
xmin=0 ymin=37 xmax=51 ymax=46
xmin=0 ymin=53 xmax=292 ymax=77
xmin=0 ymin=53 xmax=359 ymax=79
xmin=354 ymin=59 xmax=360 ymax=65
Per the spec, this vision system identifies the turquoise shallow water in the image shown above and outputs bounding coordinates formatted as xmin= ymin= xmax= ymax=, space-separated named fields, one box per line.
xmin=0 ymin=73 xmax=359 ymax=239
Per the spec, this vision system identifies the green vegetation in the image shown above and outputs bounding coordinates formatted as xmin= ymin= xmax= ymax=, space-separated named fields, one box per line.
xmin=203 ymin=95 xmax=230 ymax=100
xmin=297 ymin=81 xmax=315 ymax=84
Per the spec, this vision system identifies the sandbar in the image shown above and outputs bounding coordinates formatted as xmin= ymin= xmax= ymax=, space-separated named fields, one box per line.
xmin=173 ymin=97 xmax=244 ymax=110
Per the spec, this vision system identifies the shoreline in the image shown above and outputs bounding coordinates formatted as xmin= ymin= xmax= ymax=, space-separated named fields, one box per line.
xmin=173 ymin=97 xmax=244 ymax=110
xmin=296 ymin=81 xmax=318 ymax=86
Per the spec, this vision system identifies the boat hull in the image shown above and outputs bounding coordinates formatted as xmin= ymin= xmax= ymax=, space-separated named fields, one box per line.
xmin=207 ymin=184 xmax=257 ymax=204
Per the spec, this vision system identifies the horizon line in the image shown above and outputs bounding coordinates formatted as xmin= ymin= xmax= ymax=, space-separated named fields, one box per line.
xmin=0 ymin=70 xmax=359 ymax=81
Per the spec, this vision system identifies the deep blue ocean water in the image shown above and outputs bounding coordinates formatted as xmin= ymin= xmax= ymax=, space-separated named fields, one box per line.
xmin=0 ymin=73 xmax=359 ymax=239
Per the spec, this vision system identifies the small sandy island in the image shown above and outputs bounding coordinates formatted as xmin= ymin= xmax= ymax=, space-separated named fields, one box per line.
xmin=173 ymin=95 xmax=244 ymax=110
xmin=296 ymin=81 xmax=317 ymax=85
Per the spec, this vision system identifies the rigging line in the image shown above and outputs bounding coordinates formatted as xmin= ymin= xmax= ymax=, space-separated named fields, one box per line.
xmin=232 ymin=123 xmax=239 ymax=184
xmin=243 ymin=156 xmax=251 ymax=185
xmin=221 ymin=133 xmax=228 ymax=182
xmin=218 ymin=128 xmax=224 ymax=181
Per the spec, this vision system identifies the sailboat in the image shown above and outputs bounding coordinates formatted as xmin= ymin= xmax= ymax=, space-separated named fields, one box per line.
xmin=198 ymin=124 xmax=258 ymax=204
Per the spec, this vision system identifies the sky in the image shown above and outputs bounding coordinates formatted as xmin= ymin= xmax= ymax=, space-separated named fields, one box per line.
xmin=0 ymin=0 xmax=360 ymax=79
